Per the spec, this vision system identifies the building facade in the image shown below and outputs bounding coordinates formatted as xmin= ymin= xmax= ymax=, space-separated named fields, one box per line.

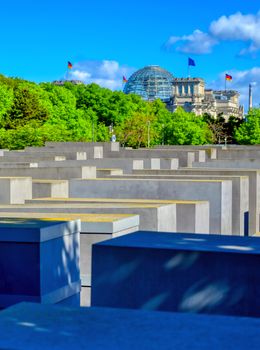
xmin=171 ymin=78 xmax=244 ymax=119
xmin=124 ymin=66 xmax=244 ymax=119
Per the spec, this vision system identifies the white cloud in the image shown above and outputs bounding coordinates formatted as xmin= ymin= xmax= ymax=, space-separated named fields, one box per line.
xmin=208 ymin=67 xmax=260 ymax=111
xmin=165 ymin=11 xmax=260 ymax=56
xmin=165 ymin=30 xmax=218 ymax=54
xmin=67 ymin=60 xmax=135 ymax=90
xmin=71 ymin=70 xmax=91 ymax=81
xmin=210 ymin=12 xmax=260 ymax=55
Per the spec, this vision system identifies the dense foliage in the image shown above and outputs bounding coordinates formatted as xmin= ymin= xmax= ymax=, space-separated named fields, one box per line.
xmin=0 ymin=74 xmax=255 ymax=149
xmin=234 ymin=108 xmax=260 ymax=144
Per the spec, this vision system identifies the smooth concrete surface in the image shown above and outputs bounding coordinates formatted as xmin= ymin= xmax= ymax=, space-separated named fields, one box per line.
xmin=69 ymin=178 xmax=232 ymax=234
xmin=1 ymin=303 xmax=259 ymax=350
xmin=22 ymin=198 xmax=210 ymax=234
xmin=143 ymin=168 xmax=258 ymax=236
xmin=0 ymin=218 xmax=81 ymax=308
xmin=129 ymin=172 xmax=249 ymax=236
xmin=216 ymin=148 xmax=260 ymax=160
xmin=0 ymin=204 xmax=175 ymax=232
xmin=1 ymin=150 xmax=87 ymax=161
xmin=0 ymin=166 xmax=96 ymax=179
xmin=153 ymin=145 xmax=217 ymax=160
xmin=92 ymin=231 xmax=260 ymax=317
xmin=0 ymin=177 xmax=32 ymax=204
xmin=0 ymin=162 xmax=38 ymax=168
xmin=36 ymin=158 xmax=141 ymax=174
xmin=96 ymin=168 xmax=123 ymax=177
xmin=0 ymin=212 xmax=139 ymax=234
xmin=0 ymin=212 xmax=139 ymax=307
xmin=160 ymin=158 xmax=179 ymax=169
xmin=103 ymin=148 xmax=204 ymax=167
xmin=193 ymin=159 xmax=260 ymax=169
xmin=41 ymin=142 xmax=106 ymax=158
xmin=32 ymin=179 xmax=69 ymax=198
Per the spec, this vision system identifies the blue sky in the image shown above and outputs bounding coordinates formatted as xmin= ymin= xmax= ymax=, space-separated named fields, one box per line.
xmin=1 ymin=0 xmax=260 ymax=108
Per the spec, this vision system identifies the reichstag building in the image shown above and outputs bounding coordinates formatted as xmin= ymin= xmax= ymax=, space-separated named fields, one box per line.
xmin=123 ymin=65 xmax=244 ymax=119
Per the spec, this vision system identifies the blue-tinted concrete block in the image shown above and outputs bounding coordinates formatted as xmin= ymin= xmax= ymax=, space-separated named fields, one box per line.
xmin=57 ymin=292 xmax=80 ymax=307
xmin=0 ymin=302 xmax=259 ymax=349
xmin=0 ymin=218 xmax=81 ymax=308
xmin=91 ymin=231 xmax=260 ymax=317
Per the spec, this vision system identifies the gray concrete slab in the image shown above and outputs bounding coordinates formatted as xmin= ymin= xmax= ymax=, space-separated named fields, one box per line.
xmin=193 ymin=159 xmax=260 ymax=169
xmin=138 ymin=168 xmax=258 ymax=236
xmin=0 ymin=203 xmax=176 ymax=232
xmin=25 ymin=145 xmax=103 ymax=159
xmin=129 ymin=172 xmax=249 ymax=236
xmin=107 ymin=148 xmax=199 ymax=167
xmin=32 ymin=179 xmax=68 ymax=198
xmin=69 ymin=178 xmax=232 ymax=234
xmin=0 ymin=212 xmax=139 ymax=307
xmin=23 ymin=198 xmax=210 ymax=234
xmin=1 ymin=151 xmax=88 ymax=162
xmin=0 ymin=166 xmax=96 ymax=179
xmin=96 ymin=168 xmax=124 ymax=177
xmin=1 ymin=302 xmax=260 ymax=350
xmin=0 ymin=177 xmax=32 ymax=204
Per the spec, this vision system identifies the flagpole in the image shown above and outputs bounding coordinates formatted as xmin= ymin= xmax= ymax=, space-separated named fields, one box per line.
xmin=225 ymin=74 xmax=226 ymax=92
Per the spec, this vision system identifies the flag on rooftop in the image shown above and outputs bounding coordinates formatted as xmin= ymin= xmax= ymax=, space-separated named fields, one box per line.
xmin=68 ymin=61 xmax=73 ymax=69
xmin=188 ymin=57 xmax=196 ymax=66
xmin=225 ymin=73 xmax=232 ymax=81
xmin=122 ymin=76 xmax=128 ymax=83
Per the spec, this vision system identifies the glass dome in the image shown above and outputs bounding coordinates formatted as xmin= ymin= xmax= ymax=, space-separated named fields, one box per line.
xmin=124 ymin=65 xmax=174 ymax=102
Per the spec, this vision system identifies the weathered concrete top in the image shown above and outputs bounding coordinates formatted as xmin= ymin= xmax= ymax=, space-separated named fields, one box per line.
xmin=0 ymin=218 xmax=80 ymax=242
xmin=0 ymin=212 xmax=137 ymax=222
xmin=0 ymin=302 xmax=259 ymax=349
xmin=95 ymin=231 xmax=260 ymax=255
xmin=0 ymin=214 xmax=139 ymax=234
xmin=32 ymin=179 xmax=68 ymax=184
xmin=76 ymin=177 xmax=224 ymax=182
xmin=0 ymin=203 xmax=172 ymax=209
xmin=28 ymin=197 xmax=209 ymax=205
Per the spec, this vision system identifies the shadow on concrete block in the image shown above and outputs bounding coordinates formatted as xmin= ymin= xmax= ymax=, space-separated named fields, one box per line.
xmin=0 ymin=218 xmax=81 ymax=308
xmin=91 ymin=231 xmax=260 ymax=318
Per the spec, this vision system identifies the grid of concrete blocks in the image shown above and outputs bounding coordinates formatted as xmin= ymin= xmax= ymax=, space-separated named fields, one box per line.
xmin=0 ymin=142 xmax=260 ymax=349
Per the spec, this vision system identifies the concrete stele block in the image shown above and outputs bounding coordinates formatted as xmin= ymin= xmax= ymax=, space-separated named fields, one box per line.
xmin=54 ymin=156 xmax=66 ymax=161
xmin=69 ymin=178 xmax=232 ymax=235
xmin=133 ymin=160 xmax=144 ymax=170
xmin=1 ymin=302 xmax=260 ymax=349
xmin=76 ymin=152 xmax=87 ymax=160
xmin=92 ymin=231 xmax=260 ymax=318
xmin=0 ymin=218 xmax=81 ymax=308
xmin=81 ymin=166 xmax=97 ymax=179
xmin=160 ymin=158 xmax=179 ymax=170
xmin=0 ymin=177 xmax=32 ymax=204
xmin=93 ymin=146 xmax=103 ymax=159
xmin=32 ymin=180 xmax=69 ymax=198
xmin=150 ymin=158 xmax=160 ymax=170
xmin=187 ymin=152 xmax=195 ymax=167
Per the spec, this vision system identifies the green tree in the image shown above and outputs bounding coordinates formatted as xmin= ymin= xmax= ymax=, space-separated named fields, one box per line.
xmin=40 ymin=83 xmax=77 ymax=120
xmin=165 ymin=107 xmax=212 ymax=145
xmin=0 ymin=83 xmax=13 ymax=126
xmin=203 ymin=113 xmax=242 ymax=144
xmin=235 ymin=109 xmax=260 ymax=144
xmin=6 ymin=82 xmax=52 ymax=128
xmin=115 ymin=111 xmax=157 ymax=148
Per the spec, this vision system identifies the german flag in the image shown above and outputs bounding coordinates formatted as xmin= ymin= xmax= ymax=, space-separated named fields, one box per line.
xmin=225 ymin=74 xmax=232 ymax=81
xmin=122 ymin=76 xmax=128 ymax=83
xmin=68 ymin=61 xmax=73 ymax=69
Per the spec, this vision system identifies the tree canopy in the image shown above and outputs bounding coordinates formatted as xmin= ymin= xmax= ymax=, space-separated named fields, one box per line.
xmin=0 ymin=74 xmax=254 ymax=149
